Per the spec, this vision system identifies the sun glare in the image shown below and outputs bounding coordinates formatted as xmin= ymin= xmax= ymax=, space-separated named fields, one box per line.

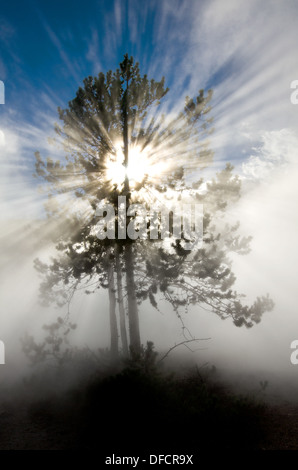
xmin=105 ymin=142 xmax=166 ymax=191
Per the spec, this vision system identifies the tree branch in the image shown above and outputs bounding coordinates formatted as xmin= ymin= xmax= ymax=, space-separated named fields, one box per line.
xmin=157 ymin=337 xmax=211 ymax=363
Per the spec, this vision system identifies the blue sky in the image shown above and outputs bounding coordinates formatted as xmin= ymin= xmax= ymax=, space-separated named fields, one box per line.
xmin=0 ymin=0 xmax=192 ymax=113
xmin=1 ymin=0 xmax=298 ymax=386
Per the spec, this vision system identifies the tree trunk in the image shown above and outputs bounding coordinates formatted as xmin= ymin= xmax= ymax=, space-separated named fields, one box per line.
xmin=115 ymin=248 xmax=129 ymax=356
xmin=124 ymin=243 xmax=141 ymax=354
xmin=107 ymin=259 xmax=118 ymax=358
xmin=122 ymin=77 xmax=141 ymax=355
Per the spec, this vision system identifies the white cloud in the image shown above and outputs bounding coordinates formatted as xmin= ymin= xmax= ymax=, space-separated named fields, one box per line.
xmin=242 ymin=128 xmax=298 ymax=180
xmin=146 ymin=0 xmax=298 ymax=172
xmin=0 ymin=129 xmax=5 ymax=146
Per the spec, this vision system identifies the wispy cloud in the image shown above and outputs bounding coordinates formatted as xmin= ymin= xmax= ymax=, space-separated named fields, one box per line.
xmin=0 ymin=16 xmax=15 ymax=43
xmin=0 ymin=100 xmax=63 ymax=220
xmin=0 ymin=16 xmax=19 ymax=79
xmin=42 ymin=20 xmax=82 ymax=83
xmin=159 ymin=0 xmax=298 ymax=174
xmin=86 ymin=29 xmax=102 ymax=75
xmin=114 ymin=0 xmax=123 ymax=38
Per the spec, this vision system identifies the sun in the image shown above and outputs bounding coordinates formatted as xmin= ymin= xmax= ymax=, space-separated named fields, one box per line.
xmin=105 ymin=142 xmax=158 ymax=190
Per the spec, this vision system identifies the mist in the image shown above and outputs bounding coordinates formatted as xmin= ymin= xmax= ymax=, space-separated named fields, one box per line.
xmin=1 ymin=0 xmax=298 ymax=452
xmin=0 ymin=155 xmax=298 ymax=405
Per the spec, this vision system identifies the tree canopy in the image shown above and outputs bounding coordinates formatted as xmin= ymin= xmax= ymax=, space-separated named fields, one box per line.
xmin=34 ymin=54 xmax=274 ymax=358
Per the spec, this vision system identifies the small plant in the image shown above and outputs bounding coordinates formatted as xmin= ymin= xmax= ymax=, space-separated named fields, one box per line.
xmin=124 ymin=341 xmax=160 ymax=374
xmin=21 ymin=317 xmax=77 ymax=366
xmin=259 ymin=380 xmax=269 ymax=392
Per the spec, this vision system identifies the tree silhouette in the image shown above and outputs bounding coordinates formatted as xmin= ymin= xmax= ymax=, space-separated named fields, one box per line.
xmin=34 ymin=54 xmax=273 ymax=358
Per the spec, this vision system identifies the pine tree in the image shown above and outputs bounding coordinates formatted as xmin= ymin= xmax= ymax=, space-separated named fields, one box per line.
xmin=34 ymin=54 xmax=273 ymax=358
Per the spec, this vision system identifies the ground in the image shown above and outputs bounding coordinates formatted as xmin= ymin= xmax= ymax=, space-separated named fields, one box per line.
xmin=260 ymin=403 xmax=298 ymax=450
xmin=0 ymin=374 xmax=298 ymax=451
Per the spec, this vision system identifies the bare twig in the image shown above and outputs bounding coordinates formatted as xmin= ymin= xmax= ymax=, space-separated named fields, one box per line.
xmin=157 ymin=337 xmax=211 ymax=363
